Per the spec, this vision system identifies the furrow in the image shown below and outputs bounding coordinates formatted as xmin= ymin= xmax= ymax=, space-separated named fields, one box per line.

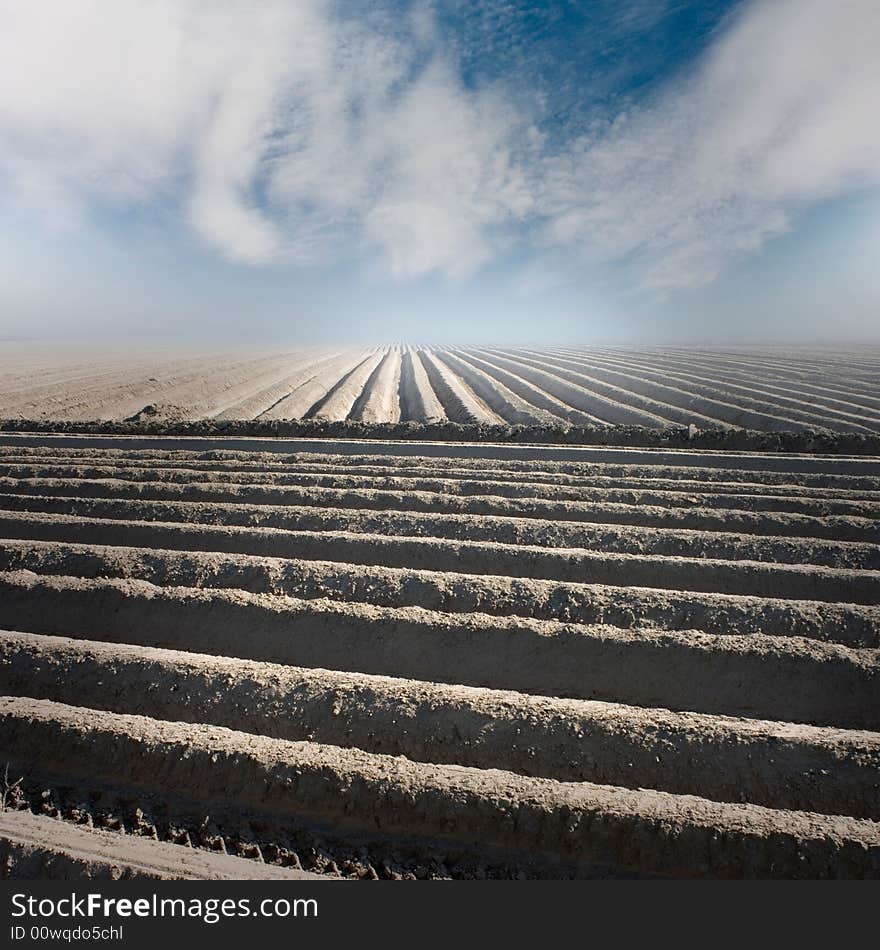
xmin=1 ymin=469 xmax=875 ymax=518
xmin=3 ymin=632 xmax=877 ymax=818
xmin=433 ymin=350 xmax=564 ymax=425
xmin=417 ymin=350 xmax=506 ymax=424
xmin=1 ymin=480 xmax=874 ymax=542
xmin=307 ymin=350 xmax=387 ymax=422
xmin=0 ymin=572 xmax=876 ymax=727
xmin=2 ymin=460 xmax=879 ymax=507
xmin=398 ymin=347 xmax=446 ymax=423
xmin=490 ymin=348 xmax=737 ymax=430
xmin=0 ymin=518 xmax=875 ymax=642
xmin=2 ymin=448 xmax=877 ymax=490
xmin=211 ymin=350 xmax=343 ymax=420
xmin=350 ymin=348 xmax=402 ymax=423
xmin=533 ymin=349 xmax=880 ymax=434
xmin=1 ymin=534 xmax=877 ymax=609
xmin=2 ymin=435 xmax=878 ymax=476
xmin=470 ymin=350 xmax=673 ymax=426
xmin=256 ymin=350 xmax=373 ymax=420
xmin=586 ymin=348 xmax=880 ymax=421
xmin=589 ymin=349 xmax=880 ymax=428
xmin=448 ymin=349 xmax=604 ymax=424
xmin=2 ymin=697 xmax=878 ymax=878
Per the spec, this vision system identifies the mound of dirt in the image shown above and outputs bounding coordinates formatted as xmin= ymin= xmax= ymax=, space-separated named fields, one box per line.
xmin=124 ymin=404 xmax=192 ymax=424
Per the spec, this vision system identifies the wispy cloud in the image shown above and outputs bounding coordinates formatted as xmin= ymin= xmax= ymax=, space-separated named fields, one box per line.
xmin=0 ymin=0 xmax=534 ymax=277
xmin=0 ymin=0 xmax=878 ymax=289
xmin=0 ymin=1 xmax=305 ymax=260
xmin=538 ymin=0 xmax=880 ymax=289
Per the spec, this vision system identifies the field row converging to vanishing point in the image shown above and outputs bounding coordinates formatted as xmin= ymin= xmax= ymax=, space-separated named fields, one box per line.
xmin=2 ymin=344 xmax=880 ymax=433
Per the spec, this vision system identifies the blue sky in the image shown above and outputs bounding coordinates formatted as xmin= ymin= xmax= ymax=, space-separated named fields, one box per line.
xmin=0 ymin=0 xmax=878 ymax=343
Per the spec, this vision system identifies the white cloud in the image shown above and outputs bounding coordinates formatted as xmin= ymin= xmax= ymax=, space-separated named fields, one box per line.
xmin=538 ymin=0 xmax=880 ymax=289
xmin=0 ymin=0 xmax=310 ymax=261
xmin=0 ymin=0 xmax=532 ymax=276
xmin=360 ymin=62 xmax=535 ymax=279
xmin=0 ymin=0 xmax=878 ymax=288
xmin=266 ymin=33 xmax=536 ymax=279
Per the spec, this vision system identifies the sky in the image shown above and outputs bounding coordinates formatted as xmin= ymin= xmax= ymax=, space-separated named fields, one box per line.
xmin=1 ymin=0 xmax=879 ymax=345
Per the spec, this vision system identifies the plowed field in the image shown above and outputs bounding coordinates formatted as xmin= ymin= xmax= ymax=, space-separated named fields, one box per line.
xmin=3 ymin=344 xmax=880 ymax=433
xmin=0 ymin=430 xmax=877 ymax=878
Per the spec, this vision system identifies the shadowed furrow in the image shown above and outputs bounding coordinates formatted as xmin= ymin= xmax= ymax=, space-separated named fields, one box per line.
xmin=0 ymin=426 xmax=877 ymax=880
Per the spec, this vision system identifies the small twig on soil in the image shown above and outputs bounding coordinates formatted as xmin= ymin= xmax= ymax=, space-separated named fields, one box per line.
xmin=1 ymin=763 xmax=24 ymax=810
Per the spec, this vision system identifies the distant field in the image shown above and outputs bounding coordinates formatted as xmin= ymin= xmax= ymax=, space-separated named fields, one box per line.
xmin=2 ymin=344 xmax=880 ymax=432
xmin=1 ymin=345 xmax=879 ymax=879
